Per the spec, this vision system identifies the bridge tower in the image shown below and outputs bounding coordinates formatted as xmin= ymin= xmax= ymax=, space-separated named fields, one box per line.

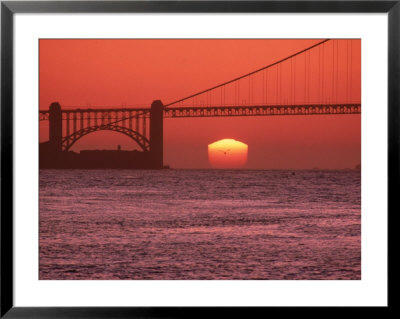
xmin=49 ymin=102 xmax=62 ymax=153
xmin=150 ymin=100 xmax=164 ymax=168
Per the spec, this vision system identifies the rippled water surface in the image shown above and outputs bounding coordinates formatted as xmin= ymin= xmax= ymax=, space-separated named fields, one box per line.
xmin=39 ymin=169 xmax=361 ymax=280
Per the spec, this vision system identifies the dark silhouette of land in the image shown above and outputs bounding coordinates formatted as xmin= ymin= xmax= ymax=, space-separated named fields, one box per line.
xmin=39 ymin=143 xmax=157 ymax=169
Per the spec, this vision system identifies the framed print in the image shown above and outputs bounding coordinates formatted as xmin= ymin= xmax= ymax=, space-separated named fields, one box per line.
xmin=1 ymin=0 xmax=396 ymax=317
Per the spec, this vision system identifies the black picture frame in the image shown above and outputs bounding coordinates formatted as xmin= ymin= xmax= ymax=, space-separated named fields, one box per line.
xmin=1 ymin=1 xmax=396 ymax=317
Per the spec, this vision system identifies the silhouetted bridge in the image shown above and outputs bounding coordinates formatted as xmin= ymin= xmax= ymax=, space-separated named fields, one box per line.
xmin=39 ymin=39 xmax=361 ymax=168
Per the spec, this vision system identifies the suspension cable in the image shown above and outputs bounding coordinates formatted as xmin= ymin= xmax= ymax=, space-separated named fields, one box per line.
xmin=164 ymin=39 xmax=330 ymax=107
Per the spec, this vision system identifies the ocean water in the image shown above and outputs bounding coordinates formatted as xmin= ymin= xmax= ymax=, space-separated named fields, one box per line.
xmin=39 ymin=169 xmax=361 ymax=280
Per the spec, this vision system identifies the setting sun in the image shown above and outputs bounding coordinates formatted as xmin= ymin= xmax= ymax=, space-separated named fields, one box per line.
xmin=208 ymin=139 xmax=248 ymax=169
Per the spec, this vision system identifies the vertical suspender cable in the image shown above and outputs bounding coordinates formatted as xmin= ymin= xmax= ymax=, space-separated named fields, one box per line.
xmin=332 ymin=40 xmax=335 ymax=104
xmin=319 ymin=45 xmax=321 ymax=104
xmin=263 ymin=70 xmax=265 ymax=103
xmin=276 ymin=65 xmax=279 ymax=104
xmin=307 ymin=51 xmax=311 ymax=103
xmin=290 ymin=58 xmax=293 ymax=105
xmin=292 ymin=58 xmax=295 ymax=105
xmin=304 ymin=51 xmax=307 ymax=104
xmin=336 ymin=40 xmax=339 ymax=104
xmin=321 ymin=44 xmax=324 ymax=104
xmin=346 ymin=40 xmax=349 ymax=103
xmin=266 ymin=69 xmax=268 ymax=105
xmin=350 ymin=40 xmax=353 ymax=103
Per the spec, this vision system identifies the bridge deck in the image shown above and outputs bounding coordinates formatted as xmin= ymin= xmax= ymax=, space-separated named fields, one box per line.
xmin=39 ymin=104 xmax=361 ymax=121
xmin=164 ymin=104 xmax=361 ymax=118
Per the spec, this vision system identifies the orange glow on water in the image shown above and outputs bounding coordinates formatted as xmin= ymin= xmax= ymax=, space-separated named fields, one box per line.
xmin=208 ymin=139 xmax=248 ymax=169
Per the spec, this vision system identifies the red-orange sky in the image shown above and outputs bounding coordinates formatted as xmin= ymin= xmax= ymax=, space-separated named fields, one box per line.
xmin=39 ymin=39 xmax=361 ymax=169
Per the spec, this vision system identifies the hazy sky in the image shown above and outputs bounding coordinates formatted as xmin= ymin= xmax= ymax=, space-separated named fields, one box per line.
xmin=39 ymin=39 xmax=361 ymax=169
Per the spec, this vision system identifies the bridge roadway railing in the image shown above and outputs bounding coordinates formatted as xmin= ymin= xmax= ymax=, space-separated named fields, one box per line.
xmin=163 ymin=104 xmax=361 ymax=118
xmin=39 ymin=104 xmax=361 ymax=121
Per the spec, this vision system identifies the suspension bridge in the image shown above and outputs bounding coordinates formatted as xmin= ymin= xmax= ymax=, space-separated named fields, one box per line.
xmin=39 ymin=39 xmax=361 ymax=169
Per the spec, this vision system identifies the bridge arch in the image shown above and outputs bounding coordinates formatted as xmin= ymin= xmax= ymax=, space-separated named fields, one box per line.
xmin=62 ymin=124 xmax=150 ymax=152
